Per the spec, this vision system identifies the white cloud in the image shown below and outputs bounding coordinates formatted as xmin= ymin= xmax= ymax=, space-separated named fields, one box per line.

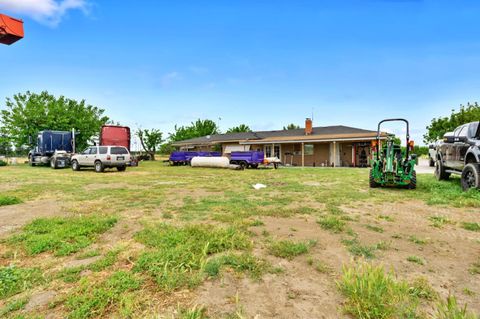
xmin=160 ymin=72 xmax=182 ymax=87
xmin=0 ymin=0 xmax=89 ymax=27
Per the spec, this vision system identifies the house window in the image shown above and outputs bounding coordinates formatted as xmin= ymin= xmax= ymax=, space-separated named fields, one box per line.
xmin=274 ymin=145 xmax=281 ymax=158
xmin=304 ymin=144 xmax=314 ymax=155
xmin=265 ymin=145 xmax=272 ymax=157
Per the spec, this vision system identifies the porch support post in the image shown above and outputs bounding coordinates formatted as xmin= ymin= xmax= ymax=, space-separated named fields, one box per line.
xmin=333 ymin=141 xmax=336 ymax=167
xmin=272 ymin=143 xmax=274 ymax=158
xmin=301 ymin=142 xmax=305 ymax=167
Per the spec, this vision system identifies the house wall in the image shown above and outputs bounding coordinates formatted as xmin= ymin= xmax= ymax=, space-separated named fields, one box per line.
xmin=213 ymin=140 xmax=374 ymax=167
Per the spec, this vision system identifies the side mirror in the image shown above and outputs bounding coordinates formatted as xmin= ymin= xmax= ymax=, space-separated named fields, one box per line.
xmin=428 ymin=144 xmax=434 ymax=149
xmin=443 ymin=132 xmax=455 ymax=143
xmin=458 ymin=136 xmax=468 ymax=143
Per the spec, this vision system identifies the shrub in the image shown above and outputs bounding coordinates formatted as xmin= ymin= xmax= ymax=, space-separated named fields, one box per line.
xmin=0 ymin=160 xmax=7 ymax=166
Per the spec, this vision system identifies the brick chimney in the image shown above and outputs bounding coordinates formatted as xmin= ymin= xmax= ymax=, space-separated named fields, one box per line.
xmin=305 ymin=118 xmax=313 ymax=135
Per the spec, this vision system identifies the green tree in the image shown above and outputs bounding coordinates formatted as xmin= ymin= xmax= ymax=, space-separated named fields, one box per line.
xmin=424 ymin=103 xmax=480 ymax=143
xmin=169 ymin=119 xmax=220 ymax=142
xmin=226 ymin=124 xmax=251 ymax=133
xmin=283 ymin=123 xmax=300 ymax=130
xmin=0 ymin=91 xmax=110 ymax=151
xmin=137 ymin=129 xmax=164 ymax=161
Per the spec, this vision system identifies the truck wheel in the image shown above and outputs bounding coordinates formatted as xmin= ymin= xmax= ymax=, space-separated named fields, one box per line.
xmin=28 ymin=154 xmax=35 ymax=167
xmin=94 ymin=161 xmax=104 ymax=173
xmin=369 ymin=169 xmax=379 ymax=188
xmin=407 ymin=171 xmax=417 ymax=189
xmin=461 ymin=164 xmax=480 ymax=191
xmin=434 ymin=160 xmax=450 ymax=181
xmin=117 ymin=165 xmax=126 ymax=172
xmin=71 ymin=160 xmax=80 ymax=171
xmin=429 ymin=158 xmax=435 ymax=167
xmin=251 ymin=164 xmax=259 ymax=169
xmin=240 ymin=161 xmax=247 ymax=169
xmin=50 ymin=158 xmax=58 ymax=169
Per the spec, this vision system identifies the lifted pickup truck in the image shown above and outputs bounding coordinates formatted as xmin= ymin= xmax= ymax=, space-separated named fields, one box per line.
xmin=434 ymin=121 xmax=480 ymax=191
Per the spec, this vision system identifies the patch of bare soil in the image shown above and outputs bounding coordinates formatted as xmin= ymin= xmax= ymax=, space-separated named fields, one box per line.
xmin=197 ymin=215 xmax=349 ymax=318
xmin=195 ymin=202 xmax=480 ymax=317
xmin=0 ymin=200 xmax=66 ymax=237
xmin=344 ymin=201 xmax=480 ymax=315
xmin=25 ymin=291 xmax=56 ymax=311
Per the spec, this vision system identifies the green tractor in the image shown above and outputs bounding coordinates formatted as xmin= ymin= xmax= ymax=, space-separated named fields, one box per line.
xmin=370 ymin=118 xmax=417 ymax=189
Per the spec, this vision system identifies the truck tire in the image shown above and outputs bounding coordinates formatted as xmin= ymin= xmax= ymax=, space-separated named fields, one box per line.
xmin=369 ymin=169 xmax=379 ymax=188
xmin=461 ymin=164 xmax=480 ymax=191
xmin=117 ymin=165 xmax=126 ymax=172
xmin=50 ymin=158 xmax=58 ymax=169
xmin=94 ymin=161 xmax=104 ymax=173
xmin=434 ymin=160 xmax=450 ymax=181
xmin=28 ymin=154 xmax=35 ymax=167
xmin=71 ymin=160 xmax=80 ymax=171
xmin=407 ymin=171 xmax=417 ymax=189
xmin=251 ymin=164 xmax=259 ymax=169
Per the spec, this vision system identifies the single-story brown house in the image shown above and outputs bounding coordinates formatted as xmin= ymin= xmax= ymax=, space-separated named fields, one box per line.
xmin=172 ymin=119 xmax=387 ymax=167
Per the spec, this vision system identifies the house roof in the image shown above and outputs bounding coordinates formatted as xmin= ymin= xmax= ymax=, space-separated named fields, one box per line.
xmin=171 ymin=125 xmax=384 ymax=146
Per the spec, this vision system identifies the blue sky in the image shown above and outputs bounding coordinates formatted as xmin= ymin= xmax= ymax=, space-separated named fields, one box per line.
xmin=1 ymin=0 xmax=480 ymax=146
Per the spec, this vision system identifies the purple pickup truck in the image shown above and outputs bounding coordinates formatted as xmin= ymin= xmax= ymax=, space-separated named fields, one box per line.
xmin=169 ymin=151 xmax=221 ymax=165
xmin=229 ymin=151 xmax=265 ymax=169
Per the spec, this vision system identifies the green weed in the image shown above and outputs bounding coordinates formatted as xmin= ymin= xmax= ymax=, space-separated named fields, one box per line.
xmin=0 ymin=195 xmax=21 ymax=206
xmin=342 ymin=237 xmax=376 ymax=259
xmin=408 ymin=235 xmax=428 ymax=245
xmin=134 ymin=223 xmax=251 ymax=291
xmin=268 ymin=239 xmax=316 ymax=260
xmin=429 ymin=215 xmax=453 ymax=228
xmin=0 ymin=265 xmax=43 ymax=299
xmin=408 ymin=277 xmax=437 ymax=301
xmin=338 ymin=263 xmax=419 ymax=319
xmin=436 ymin=295 xmax=477 ymax=319
xmin=88 ymin=249 xmax=121 ymax=272
xmin=0 ymin=297 xmax=29 ymax=317
xmin=365 ymin=224 xmax=384 ymax=233
xmin=57 ymin=266 xmax=84 ymax=283
xmin=377 ymin=215 xmax=394 ymax=222
xmin=66 ymin=271 xmax=142 ymax=319
xmin=8 ymin=216 xmax=117 ymax=256
xmin=461 ymin=222 xmax=480 ymax=232
xmin=317 ymin=215 xmax=346 ymax=233
xmin=469 ymin=260 xmax=480 ymax=275
xmin=407 ymin=256 xmax=425 ymax=265
xmin=204 ymin=253 xmax=269 ymax=279
xmin=178 ymin=305 xmax=208 ymax=319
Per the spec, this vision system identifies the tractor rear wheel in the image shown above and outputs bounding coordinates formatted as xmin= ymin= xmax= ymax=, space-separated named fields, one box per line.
xmin=407 ymin=171 xmax=417 ymax=189
xmin=461 ymin=164 xmax=480 ymax=191
xmin=369 ymin=169 xmax=379 ymax=188
xmin=434 ymin=160 xmax=450 ymax=181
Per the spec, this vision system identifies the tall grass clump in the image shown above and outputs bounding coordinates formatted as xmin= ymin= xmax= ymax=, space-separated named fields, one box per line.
xmin=338 ymin=263 xmax=418 ymax=319
xmin=436 ymin=295 xmax=477 ymax=319
xmin=0 ymin=265 xmax=43 ymax=299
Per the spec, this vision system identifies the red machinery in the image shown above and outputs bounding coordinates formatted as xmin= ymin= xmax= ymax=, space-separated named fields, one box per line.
xmin=0 ymin=13 xmax=24 ymax=45
xmin=100 ymin=125 xmax=131 ymax=151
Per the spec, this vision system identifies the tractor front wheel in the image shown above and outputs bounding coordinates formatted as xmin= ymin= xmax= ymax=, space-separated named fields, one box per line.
xmin=369 ymin=169 xmax=379 ymax=188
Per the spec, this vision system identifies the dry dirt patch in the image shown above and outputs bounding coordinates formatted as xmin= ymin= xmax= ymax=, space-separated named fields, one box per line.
xmin=0 ymin=200 xmax=66 ymax=237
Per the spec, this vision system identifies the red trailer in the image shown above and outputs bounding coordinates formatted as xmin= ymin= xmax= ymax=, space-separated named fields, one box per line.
xmin=100 ymin=125 xmax=131 ymax=151
xmin=0 ymin=13 xmax=24 ymax=45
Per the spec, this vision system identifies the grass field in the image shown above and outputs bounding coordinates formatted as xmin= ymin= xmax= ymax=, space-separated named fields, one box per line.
xmin=0 ymin=162 xmax=479 ymax=318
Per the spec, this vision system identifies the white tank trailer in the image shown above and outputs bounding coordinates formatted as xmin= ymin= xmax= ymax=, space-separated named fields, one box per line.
xmin=190 ymin=156 xmax=241 ymax=169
